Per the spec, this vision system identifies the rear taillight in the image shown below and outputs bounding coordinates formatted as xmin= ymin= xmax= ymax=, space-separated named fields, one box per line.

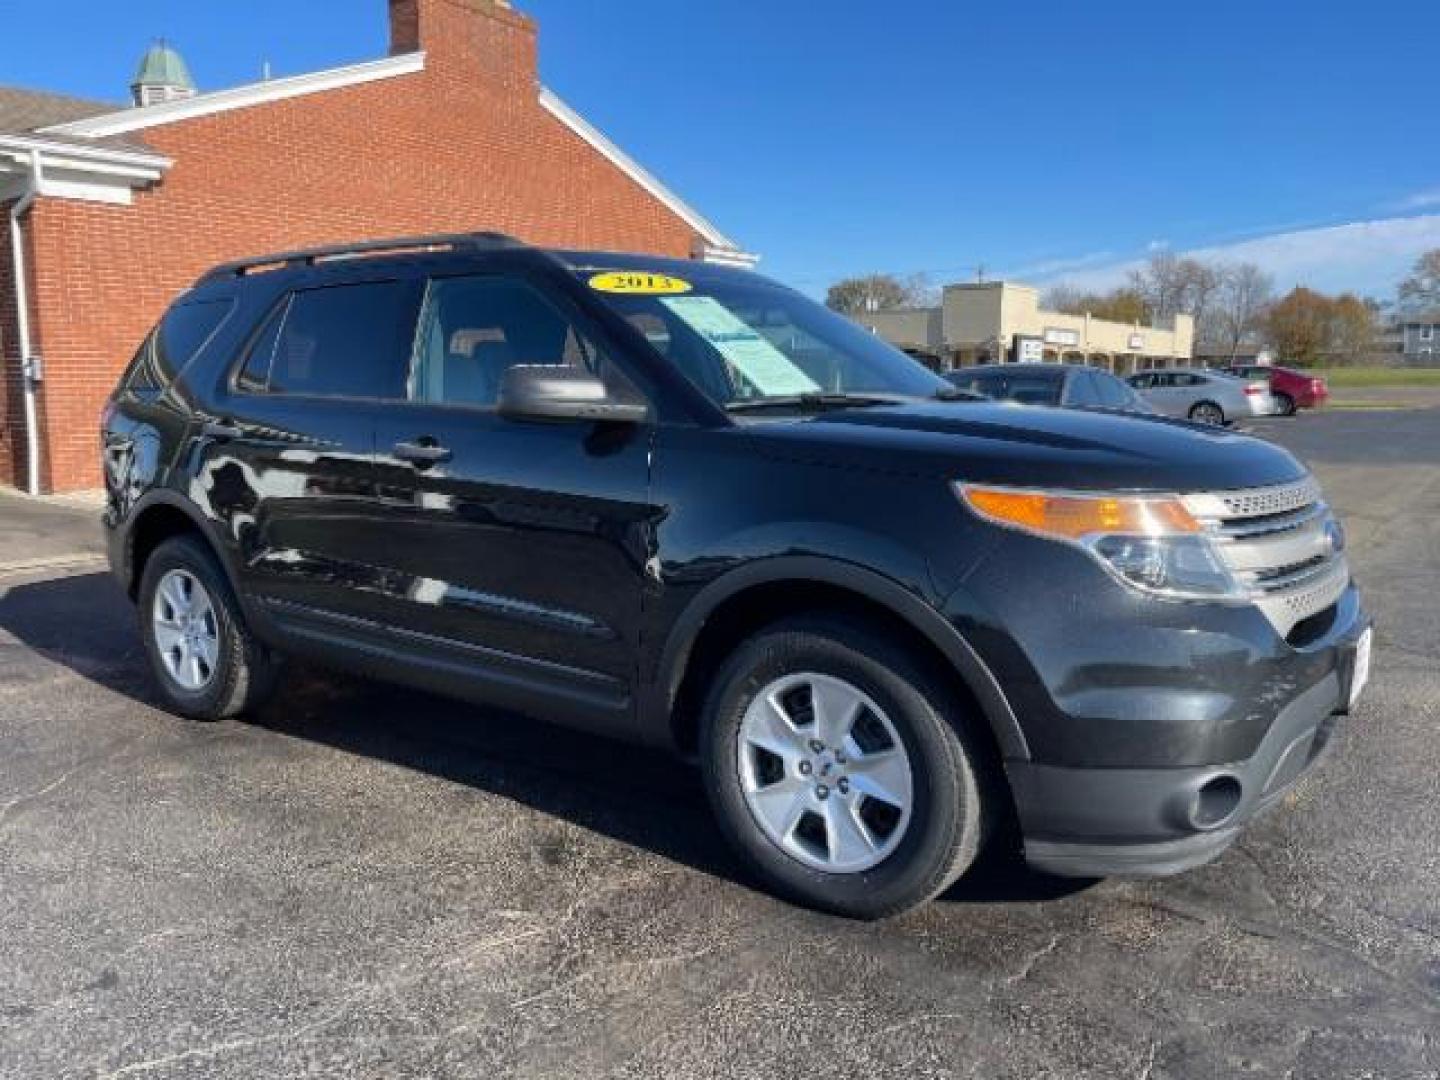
xmin=1312 ymin=379 xmax=1325 ymax=393
xmin=1244 ymin=385 xmax=1263 ymax=395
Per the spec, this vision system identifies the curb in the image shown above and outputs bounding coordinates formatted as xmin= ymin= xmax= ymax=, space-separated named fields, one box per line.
xmin=0 ymin=553 xmax=108 ymax=577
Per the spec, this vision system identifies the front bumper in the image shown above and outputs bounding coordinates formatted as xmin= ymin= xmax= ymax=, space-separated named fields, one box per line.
xmin=1009 ymin=608 xmax=1370 ymax=878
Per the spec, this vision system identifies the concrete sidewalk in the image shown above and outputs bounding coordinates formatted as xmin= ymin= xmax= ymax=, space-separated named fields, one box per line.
xmin=0 ymin=486 xmax=106 ymax=574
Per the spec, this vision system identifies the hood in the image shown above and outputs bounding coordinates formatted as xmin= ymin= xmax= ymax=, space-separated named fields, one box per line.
xmin=743 ymin=402 xmax=1307 ymax=492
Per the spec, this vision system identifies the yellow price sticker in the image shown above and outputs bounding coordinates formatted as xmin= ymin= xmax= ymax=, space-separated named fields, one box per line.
xmin=588 ymin=271 xmax=693 ymax=295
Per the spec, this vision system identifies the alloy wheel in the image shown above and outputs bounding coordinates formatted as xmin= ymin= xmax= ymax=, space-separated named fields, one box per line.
xmin=736 ymin=672 xmax=914 ymax=873
xmin=1192 ymin=402 xmax=1224 ymax=425
xmin=151 ymin=569 xmax=221 ymax=691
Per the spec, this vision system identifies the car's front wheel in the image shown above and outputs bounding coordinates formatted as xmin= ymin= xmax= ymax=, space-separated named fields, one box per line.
xmin=1274 ymin=391 xmax=1296 ymax=416
xmin=700 ymin=615 xmax=989 ymax=918
xmin=139 ymin=535 xmax=280 ymax=720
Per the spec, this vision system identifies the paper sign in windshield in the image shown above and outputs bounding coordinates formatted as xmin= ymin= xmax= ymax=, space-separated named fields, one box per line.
xmin=659 ymin=296 xmax=820 ymax=396
xmin=589 ymin=271 xmax=692 ymax=295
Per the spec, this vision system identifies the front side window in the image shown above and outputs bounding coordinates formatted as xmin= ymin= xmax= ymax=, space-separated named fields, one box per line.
xmin=1092 ymin=370 xmax=1135 ymax=409
xmin=411 ymin=276 xmax=609 ymax=408
xmin=247 ymin=281 xmax=418 ymax=399
xmin=579 ymin=268 xmax=949 ymax=410
xmin=1062 ymin=370 xmax=1100 ymax=407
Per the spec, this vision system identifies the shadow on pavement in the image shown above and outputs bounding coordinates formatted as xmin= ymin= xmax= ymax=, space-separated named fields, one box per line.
xmin=0 ymin=570 xmax=1091 ymax=908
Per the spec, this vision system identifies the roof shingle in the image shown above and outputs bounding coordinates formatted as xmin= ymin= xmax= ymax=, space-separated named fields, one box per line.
xmin=0 ymin=85 xmax=117 ymax=134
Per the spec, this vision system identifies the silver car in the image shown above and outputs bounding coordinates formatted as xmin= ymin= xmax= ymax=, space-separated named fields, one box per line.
xmin=1126 ymin=369 xmax=1275 ymax=425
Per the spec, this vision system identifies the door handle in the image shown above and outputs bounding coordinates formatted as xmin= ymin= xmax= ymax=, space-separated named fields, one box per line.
xmin=201 ymin=419 xmax=243 ymax=440
xmin=393 ymin=439 xmax=452 ymax=467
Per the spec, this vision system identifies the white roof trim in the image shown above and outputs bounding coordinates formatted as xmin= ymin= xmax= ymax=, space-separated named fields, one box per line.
xmin=41 ymin=51 xmax=426 ymax=138
xmin=0 ymin=133 xmax=170 ymax=172
xmin=539 ymin=87 xmax=743 ymax=254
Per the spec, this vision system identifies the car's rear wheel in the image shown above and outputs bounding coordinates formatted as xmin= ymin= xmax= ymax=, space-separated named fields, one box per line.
xmin=1188 ymin=400 xmax=1226 ymax=425
xmin=139 ymin=535 xmax=280 ymax=720
xmin=700 ymin=615 xmax=988 ymax=919
xmin=1274 ymin=391 xmax=1296 ymax=416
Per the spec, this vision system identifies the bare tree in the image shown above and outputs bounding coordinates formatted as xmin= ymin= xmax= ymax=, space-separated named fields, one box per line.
xmin=1043 ymin=284 xmax=1147 ymax=324
xmin=1041 ymin=283 xmax=1086 ymax=312
xmin=1214 ymin=263 xmax=1274 ymax=359
xmin=1397 ymin=249 xmax=1440 ymax=313
xmin=1185 ymin=261 xmax=1224 ymax=345
xmin=1127 ymin=253 xmax=1223 ymax=332
xmin=825 ymin=273 xmax=930 ymax=316
xmin=1328 ymin=293 xmax=1380 ymax=365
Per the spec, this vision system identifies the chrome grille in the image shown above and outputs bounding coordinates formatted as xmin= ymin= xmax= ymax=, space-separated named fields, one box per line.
xmin=1183 ymin=477 xmax=1348 ymax=638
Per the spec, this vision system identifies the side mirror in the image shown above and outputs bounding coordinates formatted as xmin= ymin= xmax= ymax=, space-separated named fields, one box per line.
xmin=496 ymin=365 xmax=648 ymax=424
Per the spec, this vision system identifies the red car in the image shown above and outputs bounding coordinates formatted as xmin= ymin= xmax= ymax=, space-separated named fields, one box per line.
xmin=1220 ymin=364 xmax=1329 ymax=414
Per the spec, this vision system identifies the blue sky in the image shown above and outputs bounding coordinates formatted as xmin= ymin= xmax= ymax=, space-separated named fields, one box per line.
xmin=6 ymin=0 xmax=1438 ymax=299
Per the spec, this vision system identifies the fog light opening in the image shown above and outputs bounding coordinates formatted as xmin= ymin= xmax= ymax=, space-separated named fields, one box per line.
xmin=1193 ymin=775 xmax=1242 ymax=829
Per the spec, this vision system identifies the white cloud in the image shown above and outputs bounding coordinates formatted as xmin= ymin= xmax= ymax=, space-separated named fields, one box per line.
xmin=1388 ymin=187 xmax=1440 ymax=212
xmin=996 ymin=250 xmax=1115 ymax=280
xmin=1039 ymin=214 xmax=1440 ymax=296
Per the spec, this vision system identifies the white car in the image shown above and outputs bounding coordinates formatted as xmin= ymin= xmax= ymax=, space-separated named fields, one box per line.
xmin=1126 ymin=369 xmax=1276 ymax=425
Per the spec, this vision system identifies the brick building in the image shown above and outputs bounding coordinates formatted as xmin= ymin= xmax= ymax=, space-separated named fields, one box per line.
xmin=0 ymin=0 xmax=751 ymax=493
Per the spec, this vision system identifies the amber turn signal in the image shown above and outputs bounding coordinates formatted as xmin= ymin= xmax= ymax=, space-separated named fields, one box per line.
xmin=958 ymin=485 xmax=1202 ymax=540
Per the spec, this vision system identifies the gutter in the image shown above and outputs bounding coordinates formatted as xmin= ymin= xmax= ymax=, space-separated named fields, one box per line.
xmin=8 ymin=149 xmax=42 ymax=495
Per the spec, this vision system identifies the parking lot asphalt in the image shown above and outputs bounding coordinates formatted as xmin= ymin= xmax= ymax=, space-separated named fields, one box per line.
xmin=2 ymin=408 xmax=1438 ymax=1079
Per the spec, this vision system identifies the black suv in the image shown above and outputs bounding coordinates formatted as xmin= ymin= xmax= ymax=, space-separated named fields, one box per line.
xmin=103 ymin=233 xmax=1371 ymax=918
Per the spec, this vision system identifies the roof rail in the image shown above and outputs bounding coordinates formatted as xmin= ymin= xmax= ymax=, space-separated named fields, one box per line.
xmin=196 ymin=231 xmax=525 ymax=284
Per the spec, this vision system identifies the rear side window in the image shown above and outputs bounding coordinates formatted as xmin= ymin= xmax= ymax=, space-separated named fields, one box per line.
xmin=242 ymin=281 xmax=418 ymax=399
xmin=126 ymin=298 xmax=234 ymax=390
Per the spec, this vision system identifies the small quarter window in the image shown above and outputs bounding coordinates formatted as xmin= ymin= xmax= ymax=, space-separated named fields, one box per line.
xmin=235 ymin=298 xmax=289 ymax=393
xmin=126 ymin=298 xmax=234 ymax=390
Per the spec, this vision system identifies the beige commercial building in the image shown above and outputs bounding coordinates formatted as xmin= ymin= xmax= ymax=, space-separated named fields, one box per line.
xmin=856 ymin=281 xmax=1195 ymax=374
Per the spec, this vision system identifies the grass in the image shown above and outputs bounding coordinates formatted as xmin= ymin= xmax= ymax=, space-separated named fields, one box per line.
xmin=1305 ymin=367 xmax=1440 ymax=388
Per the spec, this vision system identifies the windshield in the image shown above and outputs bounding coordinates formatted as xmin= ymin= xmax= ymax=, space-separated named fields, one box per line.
xmin=579 ymin=269 xmax=950 ymax=409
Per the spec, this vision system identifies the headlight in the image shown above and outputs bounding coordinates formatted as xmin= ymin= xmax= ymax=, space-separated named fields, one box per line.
xmin=957 ymin=484 xmax=1246 ymax=601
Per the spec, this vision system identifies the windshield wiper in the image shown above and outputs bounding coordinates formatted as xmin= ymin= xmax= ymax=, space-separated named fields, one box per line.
xmin=933 ymin=386 xmax=986 ymax=402
xmin=726 ymin=392 xmax=906 ymax=414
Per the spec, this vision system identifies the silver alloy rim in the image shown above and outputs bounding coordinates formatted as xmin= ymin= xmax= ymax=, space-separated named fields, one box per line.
xmin=1194 ymin=402 xmax=1224 ymax=425
xmin=737 ymin=672 xmax=914 ymax=874
xmin=151 ymin=569 xmax=220 ymax=692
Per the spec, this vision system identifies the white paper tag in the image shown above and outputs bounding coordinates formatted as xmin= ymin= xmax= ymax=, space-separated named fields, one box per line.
xmin=659 ymin=296 xmax=819 ymax=396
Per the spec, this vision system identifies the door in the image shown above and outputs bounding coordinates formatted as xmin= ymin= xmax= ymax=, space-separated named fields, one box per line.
xmin=1141 ymin=372 xmax=1185 ymax=416
xmin=201 ymin=276 xmax=422 ymax=623
xmin=368 ymin=271 xmax=660 ymax=728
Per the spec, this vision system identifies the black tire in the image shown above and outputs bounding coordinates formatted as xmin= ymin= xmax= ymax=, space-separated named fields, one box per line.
xmin=700 ymin=615 xmax=989 ymax=919
xmin=138 ymin=534 xmax=280 ymax=720
xmin=1274 ymin=391 xmax=1296 ymax=416
xmin=1188 ymin=400 xmax=1226 ymax=426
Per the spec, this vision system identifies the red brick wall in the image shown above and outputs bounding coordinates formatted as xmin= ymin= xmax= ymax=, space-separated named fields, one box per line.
xmin=19 ymin=0 xmax=707 ymax=491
